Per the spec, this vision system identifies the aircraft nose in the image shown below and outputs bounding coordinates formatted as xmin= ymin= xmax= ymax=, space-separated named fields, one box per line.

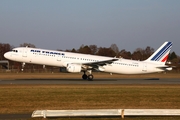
xmin=4 ymin=52 xmax=10 ymax=59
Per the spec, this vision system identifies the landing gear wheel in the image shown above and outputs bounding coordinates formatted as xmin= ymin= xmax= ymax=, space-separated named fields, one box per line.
xmin=88 ymin=74 xmax=94 ymax=81
xmin=82 ymin=74 xmax=88 ymax=80
xmin=21 ymin=62 xmax=26 ymax=72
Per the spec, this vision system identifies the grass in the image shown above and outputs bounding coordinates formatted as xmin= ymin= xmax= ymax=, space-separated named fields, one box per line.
xmin=0 ymin=85 xmax=180 ymax=114
xmin=0 ymin=73 xmax=180 ymax=120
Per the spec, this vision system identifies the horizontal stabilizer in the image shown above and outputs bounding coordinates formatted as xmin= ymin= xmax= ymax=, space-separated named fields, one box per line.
xmin=156 ymin=66 xmax=173 ymax=71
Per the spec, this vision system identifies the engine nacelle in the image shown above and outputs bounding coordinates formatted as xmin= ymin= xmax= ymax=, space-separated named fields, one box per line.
xmin=66 ymin=64 xmax=81 ymax=73
xmin=98 ymin=66 xmax=105 ymax=72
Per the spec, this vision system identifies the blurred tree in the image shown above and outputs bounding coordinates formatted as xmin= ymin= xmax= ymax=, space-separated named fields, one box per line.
xmin=171 ymin=58 xmax=179 ymax=64
xmin=110 ymin=44 xmax=119 ymax=56
xmin=169 ymin=51 xmax=178 ymax=61
xmin=78 ymin=44 xmax=84 ymax=53
xmin=131 ymin=46 xmax=154 ymax=60
xmin=89 ymin=45 xmax=98 ymax=55
xmin=0 ymin=43 xmax=11 ymax=60
xmin=71 ymin=48 xmax=77 ymax=52
xmin=118 ymin=49 xmax=131 ymax=59
xmin=78 ymin=45 xmax=91 ymax=54
xmin=65 ymin=48 xmax=77 ymax=52
xmin=168 ymin=52 xmax=179 ymax=66
xmin=144 ymin=46 xmax=154 ymax=59
xmin=97 ymin=47 xmax=116 ymax=57
xmin=132 ymin=51 xmax=142 ymax=60
xmin=20 ymin=43 xmax=36 ymax=48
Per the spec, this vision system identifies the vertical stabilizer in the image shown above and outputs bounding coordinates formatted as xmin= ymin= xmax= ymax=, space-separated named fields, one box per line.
xmin=145 ymin=41 xmax=172 ymax=64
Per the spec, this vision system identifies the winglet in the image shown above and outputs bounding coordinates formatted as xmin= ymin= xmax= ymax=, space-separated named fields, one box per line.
xmin=145 ymin=41 xmax=172 ymax=64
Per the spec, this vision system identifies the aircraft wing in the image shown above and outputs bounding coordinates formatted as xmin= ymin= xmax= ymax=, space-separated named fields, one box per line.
xmin=82 ymin=58 xmax=118 ymax=67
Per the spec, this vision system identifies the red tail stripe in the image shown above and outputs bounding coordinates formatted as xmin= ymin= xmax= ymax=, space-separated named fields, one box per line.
xmin=161 ymin=55 xmax=168 ymax=62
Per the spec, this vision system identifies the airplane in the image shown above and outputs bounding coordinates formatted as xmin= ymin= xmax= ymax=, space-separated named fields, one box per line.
xmin=4 ymin=41 xmax=173 ymax=80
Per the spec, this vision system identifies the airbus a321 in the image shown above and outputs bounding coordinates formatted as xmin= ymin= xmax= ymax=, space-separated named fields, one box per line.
xmin=4 ymin=41 xmax=173 ymax=80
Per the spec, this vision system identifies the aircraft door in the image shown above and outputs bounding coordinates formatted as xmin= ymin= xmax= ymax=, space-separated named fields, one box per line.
xmin=22 ymin=48 xmax=28 ymax=57
xmin=57 ymin=55 xmax=62 ymax=61
xmin=143 ymin=63 xmax=147 ymax=72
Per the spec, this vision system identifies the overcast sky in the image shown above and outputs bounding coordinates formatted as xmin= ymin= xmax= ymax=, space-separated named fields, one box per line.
xmin=1 ymin=0 xmax=180 ymax=55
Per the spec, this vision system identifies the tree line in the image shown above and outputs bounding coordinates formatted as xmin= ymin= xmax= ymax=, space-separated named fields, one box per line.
xmin=65 ymin=44 xmax=179 ymax=62
xmin=0 ymin=42 xmax=179 ymax=72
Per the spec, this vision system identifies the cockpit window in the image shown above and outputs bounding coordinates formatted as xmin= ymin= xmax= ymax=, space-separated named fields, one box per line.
xmin=12 ymin=50 xmax=18 ymax=52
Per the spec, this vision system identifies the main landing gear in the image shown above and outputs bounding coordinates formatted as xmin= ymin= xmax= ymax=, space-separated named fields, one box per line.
xmin=82 ymin=71 xmax=94 ymax=80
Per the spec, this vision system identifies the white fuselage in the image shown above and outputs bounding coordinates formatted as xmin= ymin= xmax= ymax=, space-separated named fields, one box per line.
xmin=4 ymin=47 xmax=165 ymax=74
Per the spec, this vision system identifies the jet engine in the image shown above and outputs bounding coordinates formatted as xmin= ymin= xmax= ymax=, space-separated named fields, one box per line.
xmin=66 ymin=64 xmax=82 ymax=73
xmin=98 ymin=66 xmax=105 ymax=72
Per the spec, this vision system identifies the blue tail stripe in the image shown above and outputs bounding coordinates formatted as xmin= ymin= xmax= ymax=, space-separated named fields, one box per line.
xmin=152 ymin=42 xmax=172 ymax=61
xmin=151 ymin=42 xmax=172 ymax=61
xmin=153 ymin=42 xmax=172 ymax=61
xmin=154 ymin=43 xmax=172 ymax=61
xmin=155 ymin=44 xmax=172 ymax=61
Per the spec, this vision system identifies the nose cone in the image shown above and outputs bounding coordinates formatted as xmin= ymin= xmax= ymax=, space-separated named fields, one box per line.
xmin=4 ymin=52 xmax=10 ymax=59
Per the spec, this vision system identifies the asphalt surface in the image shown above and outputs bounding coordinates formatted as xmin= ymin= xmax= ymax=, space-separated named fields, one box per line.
xmin=0 ymin=78 xmax=180 ymax=84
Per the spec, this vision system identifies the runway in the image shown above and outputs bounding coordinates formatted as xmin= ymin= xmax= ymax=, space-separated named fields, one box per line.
xmin=0 ymin=78 xmax=180 ymax=84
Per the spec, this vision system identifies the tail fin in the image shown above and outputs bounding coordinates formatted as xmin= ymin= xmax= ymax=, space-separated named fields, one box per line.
xmin=145 ymin=41 xmax=172 ymax=64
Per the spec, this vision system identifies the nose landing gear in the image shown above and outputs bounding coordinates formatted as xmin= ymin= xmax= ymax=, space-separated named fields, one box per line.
xmin=21 ymin=62 xmax=26 ymax=71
